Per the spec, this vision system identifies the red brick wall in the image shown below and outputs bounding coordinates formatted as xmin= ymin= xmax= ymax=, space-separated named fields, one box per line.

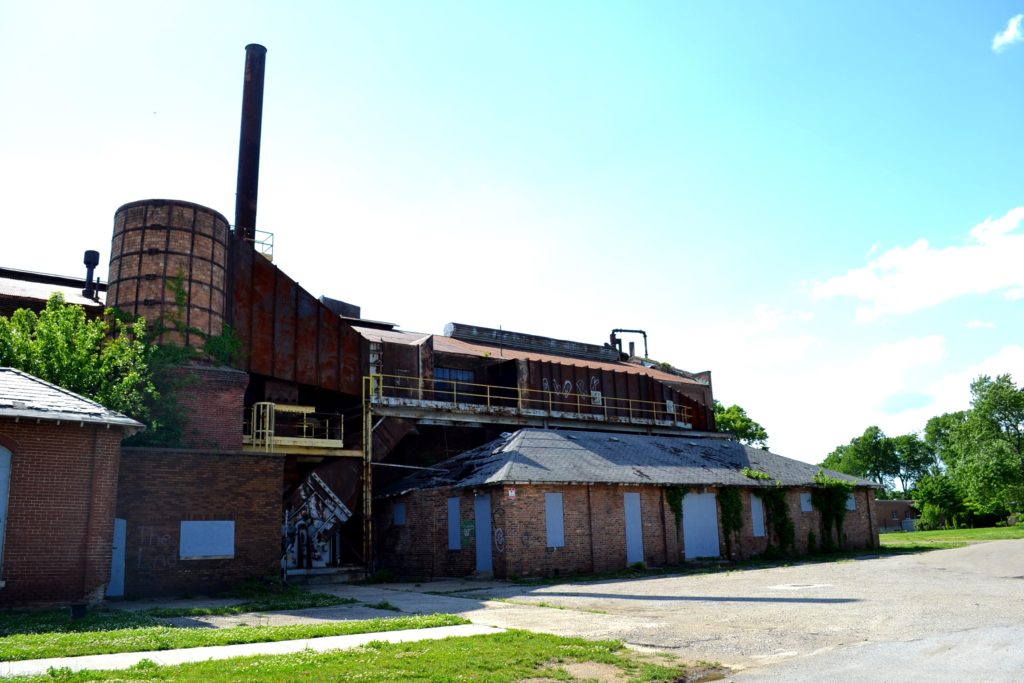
xmin=168 ymin=364 xmax=248 ymax=450
xmin=116 ymin=448 xmax=282 ymax=597
xmin=0 ymin=420 xmax=123 ymax=607
xmin=378 ymin=483 xmax=879 ymax=579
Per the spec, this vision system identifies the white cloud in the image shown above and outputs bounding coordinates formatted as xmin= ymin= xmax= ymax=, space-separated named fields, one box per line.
xmin=993 ymin=14 xmax=1024 ymax=52
xmin=812 ymin=207 xmax=1024 ymax=321
xmin=966 ymin=320 xmax=995 ymax=329
xmin=1005 ymin=288 xmax=1024 ymax=301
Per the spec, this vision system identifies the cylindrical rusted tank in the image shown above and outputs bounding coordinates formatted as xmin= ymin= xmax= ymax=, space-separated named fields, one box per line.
xmin=107 ymin=199 xmax=230 ymax=347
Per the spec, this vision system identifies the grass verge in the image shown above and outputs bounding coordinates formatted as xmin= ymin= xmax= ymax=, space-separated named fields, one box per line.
xmin=880 ymin=525 xmax=1024 ymax=549
xmin=0 ymin=614 xmax=468 ymax=662
xmin=25 ymin=631 xmax=722 ymax=682
xmin=143 ymin=584 xmax=356 ymax=618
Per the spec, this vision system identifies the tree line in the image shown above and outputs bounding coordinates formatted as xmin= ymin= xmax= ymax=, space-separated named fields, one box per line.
xmin=821 ymin=374 xmax=1024 ymax=528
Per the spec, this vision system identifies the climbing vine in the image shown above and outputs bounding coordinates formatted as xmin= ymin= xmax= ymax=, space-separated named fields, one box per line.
xmin=718 ymin=487 xmax=744 ymax=559
xmin=760 ymin=485 xmax=795 ymax=556
xmin=811 ymin=469 xmax=854 ymax=551
xmin=741 ymin=467 xmax=772 ymax=481
xmin=665 ymin=486 xmax=684 ymax=529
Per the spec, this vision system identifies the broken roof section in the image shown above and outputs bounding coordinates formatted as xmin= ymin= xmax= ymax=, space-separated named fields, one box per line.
xmin=379 ymin=429 xmax=876 ymax=497
xmin=0 ymin=367 xmax=144 ymax=432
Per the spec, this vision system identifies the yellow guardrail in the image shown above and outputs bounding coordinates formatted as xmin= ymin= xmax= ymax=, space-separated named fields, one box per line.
xmin=246 ymin=402 xmax=345 ymax=451
xmin=362 ymin=374 xmax=692 ymax=425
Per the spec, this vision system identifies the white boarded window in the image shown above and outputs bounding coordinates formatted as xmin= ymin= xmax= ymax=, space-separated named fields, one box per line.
xmin=751 ymin=494 xmax=766 ymax=538
xmin=447 ymin=497 xmax=461 ymax=550
xmin=0 ymin=446 xmax=11 ymax=581
xmin=394 ymin=502 xmax=407 ymax=526
xmin=545 ymin=492 xmax=565 ymax=548
xmin=800 ymin=492 xmax=813 ymax=512
xmin=846 ymin=493 xmax=857 ymax=511
xmin=180 ymin=521 xmax=234 ymax=560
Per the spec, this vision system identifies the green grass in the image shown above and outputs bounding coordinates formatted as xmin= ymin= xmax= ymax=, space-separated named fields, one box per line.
xmin=20 ymin=631 xmax=720 ymax=682
xmin=880 ymin=525 xmax=1024 ymax=549
xmin=143 ymin=584 xmax=356 ymax=618
xmin=0 ymin=614 xmax=468 ymax=662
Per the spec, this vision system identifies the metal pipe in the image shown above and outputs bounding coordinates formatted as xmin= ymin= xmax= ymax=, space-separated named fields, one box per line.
xmin=235 ymin=44 xmax=267 ymax=240
xmin=82 ymin=250 xmax=100 ymax=299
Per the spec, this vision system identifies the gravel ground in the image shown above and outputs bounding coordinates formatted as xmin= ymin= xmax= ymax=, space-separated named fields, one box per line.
xmin=157 ymin=540 xmax=1024 ymax=680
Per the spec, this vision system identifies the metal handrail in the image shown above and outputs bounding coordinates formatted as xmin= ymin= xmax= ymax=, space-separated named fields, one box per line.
xmin=247 ymin=401 xmax=345 ymax=451
xmin=362 ymin=374 xmax=692 ymax=425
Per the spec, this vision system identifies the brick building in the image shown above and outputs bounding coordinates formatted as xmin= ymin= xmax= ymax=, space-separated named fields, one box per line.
xmin=377 ymin=429 xmax=879 ymax=578
xmin=0 ymin=368 xmax=142 ymax=607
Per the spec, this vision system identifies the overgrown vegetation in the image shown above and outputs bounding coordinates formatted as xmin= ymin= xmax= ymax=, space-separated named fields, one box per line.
xmin=760 ymin=485 xmax=795 ymax=555
xmin=714 ymin=400 xmax=769 ymax=448
xmin=718 ymin=487 xmax=744 ymax=559
xmin=18 ymin=631 xmax=718 ymax=683
xmin=143 ymin=584 xmax=355 ymax=618
xmin=665 ymin=485 xmax=684 ymax=529
xmin=741 ymin=467 xmax=772 ymax=480
xmin=811 ymin=469 xmax=855 ymax=551
xmin=0 ymin=293 xmax=156 ymax=422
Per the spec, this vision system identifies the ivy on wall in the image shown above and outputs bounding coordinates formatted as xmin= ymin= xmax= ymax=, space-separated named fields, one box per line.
xmin=718 ymin=487 xmax=743 ymax=559
xmin=811 ymin=469 xmax=854 ymax=551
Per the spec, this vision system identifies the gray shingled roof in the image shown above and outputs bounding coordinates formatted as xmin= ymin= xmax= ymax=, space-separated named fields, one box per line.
xmin=0 ymin=367 xmax=144 ymax=431
xmin=379 ymin=429 xmax=876 ymax=497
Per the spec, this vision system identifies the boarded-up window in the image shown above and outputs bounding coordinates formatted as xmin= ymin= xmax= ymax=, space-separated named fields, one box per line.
xmin=180 ymin=521 xmax=234 ymax=559
xmin=846 ymin=493 xmax=857 ymax=511
xmin=0 ymin=446 xmax=11 ymax=580
xmin=751 ymin=494 xmax=766 ymax=538
xmin=447 ymin=497 xmax=461 ymax=550
xmin=394 ymin=502 xmax=407 ymax=526
xmin=800 ymin=492 xmax=813 ymax=512
xmin=545 ymin=492 xmax=565 ymax=548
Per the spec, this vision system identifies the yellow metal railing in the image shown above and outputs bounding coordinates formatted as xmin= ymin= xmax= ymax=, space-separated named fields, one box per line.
xmin=247 ymin=402 xmax=345 ymax=452
xmin=362 ymin=374 xmax=692 ymax=426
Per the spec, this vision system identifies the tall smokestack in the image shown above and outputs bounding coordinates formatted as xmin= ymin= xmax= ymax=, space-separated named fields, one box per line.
xmin=235 ymin=43 xmax=267 ymax=241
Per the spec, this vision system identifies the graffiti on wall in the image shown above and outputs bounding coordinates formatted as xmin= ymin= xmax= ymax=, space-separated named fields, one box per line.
xmin=136 ymin=525 xmax=177 ymax=572
xmin=282 ymin=472 xmax=353 ymax=570
xmin=540 ymin=376 xmax=601 ymax=399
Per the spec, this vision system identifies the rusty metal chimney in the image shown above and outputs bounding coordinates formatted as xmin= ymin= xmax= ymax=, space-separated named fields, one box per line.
xmin=82 ymin=250 xmax=100 ymax=299
xmin=235 ymin=43 xmax=267 ymax=241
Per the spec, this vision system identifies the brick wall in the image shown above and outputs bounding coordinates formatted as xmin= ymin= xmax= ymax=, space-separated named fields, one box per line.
xmin=167 ymin=364 xmax=248 ymax=451
xmin=116 ymin=448 xmax=282 ymax=597
xmin=378 ymin=483 xmax=879 ymax=579
xmin=0 ymin=420 xmax=123 ymax=607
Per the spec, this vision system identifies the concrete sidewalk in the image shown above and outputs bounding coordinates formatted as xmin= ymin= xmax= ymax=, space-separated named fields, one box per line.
xmin=0 ymin=624 xmax=504 ymax=677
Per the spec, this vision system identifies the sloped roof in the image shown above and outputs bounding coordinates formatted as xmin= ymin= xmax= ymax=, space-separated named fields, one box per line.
xmin=379 ymin=429 xmax=876 ymax=497
xmin=0 ymin=275 xmax=104 ymax=309
xmin=432 ymin=335 xmax=707 ymax=386
xmin=0 ymin=368 xmax=143 ymax=431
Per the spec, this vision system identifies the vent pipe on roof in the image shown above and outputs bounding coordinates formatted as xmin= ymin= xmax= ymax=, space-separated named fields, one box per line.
xmin=234 ymin=43 xmax=267 ymax=241
xmin=82 ymin=250 xmax=100 ymax=299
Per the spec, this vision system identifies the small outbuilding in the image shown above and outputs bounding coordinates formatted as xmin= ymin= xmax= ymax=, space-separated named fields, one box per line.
xmin=0 ymin=368 xmax=143 ymax=607
xmin=376 ymin=429 xmax=878 ymax=578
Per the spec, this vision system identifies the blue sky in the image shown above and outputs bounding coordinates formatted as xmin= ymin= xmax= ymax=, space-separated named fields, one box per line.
xmin=2 ymin=1 xmax=1023 ymax=463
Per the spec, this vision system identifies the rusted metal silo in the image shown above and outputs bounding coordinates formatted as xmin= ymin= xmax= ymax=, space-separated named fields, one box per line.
xmin=107 ymin=199 xmax=231 ymax=347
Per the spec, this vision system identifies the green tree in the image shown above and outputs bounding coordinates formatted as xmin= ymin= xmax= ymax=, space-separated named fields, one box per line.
xmin=0 ymin=293 xmax=156 ymax=423
xmin=714 ymin=400 xmax=769 ymax=448
xmin=821 ymin=425 xmax=897 ymax=488
xmin=914 ymin=470 xmax=967 ymax=529
xmin=889 ymin=433 xmax=937 ymax=492
xmin=943 ymin=375 xmax=1024 ymax=514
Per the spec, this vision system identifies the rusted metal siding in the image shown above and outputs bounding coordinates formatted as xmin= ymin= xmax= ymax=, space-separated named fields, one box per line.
xmin=229 ymin=237 xmax=361 ymax=395
xmin=515 ymin=358 xmax=711 ymax=429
